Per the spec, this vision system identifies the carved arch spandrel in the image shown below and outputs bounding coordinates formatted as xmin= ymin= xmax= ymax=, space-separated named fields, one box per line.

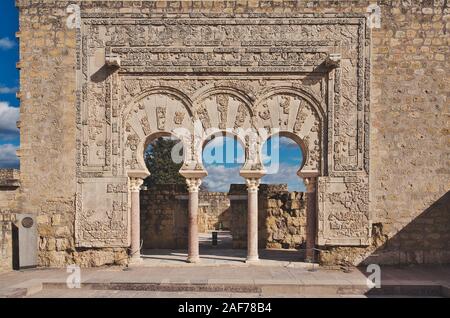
xmin=192 ymin=87 xmax=254 ymax=131
xmin=254 ymin=87 xmax=325 ymax=174
xmin=122 ymin=87 xmax=195 ymax=174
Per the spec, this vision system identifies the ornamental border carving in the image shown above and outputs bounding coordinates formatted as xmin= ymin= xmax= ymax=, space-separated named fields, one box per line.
xmin=74 ymin=12 xmax=371 ymax=247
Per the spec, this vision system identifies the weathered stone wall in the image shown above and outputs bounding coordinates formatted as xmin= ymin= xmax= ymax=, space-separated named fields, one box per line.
xmin=15 ymin=2 xmax=128 ymax=267
xmin=12 ymin=0 xmax=449 ymax=267
xmin=0 ymin=169 xmax=20 ymax=272
xmin=319 ymin=1 xmax=450 ymax=266
xmin=230 ymin=184 xmax=308 ymax=249
xmin=0 ymin=212 xmax=16 ymax=272
xmin=198 ymin=192 xmax=231 ymax=232
xmin=140 ymin=187 xmax=230 ymax=248
xmin=140 ymin=185 xmax=188 ymax=249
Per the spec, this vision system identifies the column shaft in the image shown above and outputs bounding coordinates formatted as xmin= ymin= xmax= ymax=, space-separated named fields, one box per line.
xmin=186 ymin=178 xmax=201 ymax=263
xmin=129 ymin=178 xmax=143 ymax=260
xmin=246 ymin=178 xmax=260 ymax=262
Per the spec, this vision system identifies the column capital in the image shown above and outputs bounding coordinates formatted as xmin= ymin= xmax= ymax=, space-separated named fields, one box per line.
xmin=129 ymin=177 xmax=144 ymax=192
xmin=245 ymin=177 xmax=260 ymax=192
xmin=303 ymin=176 xmax=317 ymax=193
xmin=186 ymin=178 xmax=202 ymax=193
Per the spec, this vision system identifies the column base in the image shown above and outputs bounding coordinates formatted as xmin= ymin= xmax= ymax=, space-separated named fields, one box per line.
xmin=128 ymin=255 xmax=143 ymax=266
xmin=187 ymin=256 xmax=200 ymax=264
xmin=245 ymin=255 xmax=259 ymax=263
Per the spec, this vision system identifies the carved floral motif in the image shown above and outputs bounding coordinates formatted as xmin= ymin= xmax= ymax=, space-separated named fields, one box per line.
xmin=156 ymin=107 xmax=166 ymax=130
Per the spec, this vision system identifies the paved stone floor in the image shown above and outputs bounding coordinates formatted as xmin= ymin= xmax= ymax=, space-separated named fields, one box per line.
xmin=0 ymin=264 xmax=448 ymax=298
xmin=140 ymin=247 xmax=310 ymax=267
xmin=28 ymin=289 xmax=367 ymax=298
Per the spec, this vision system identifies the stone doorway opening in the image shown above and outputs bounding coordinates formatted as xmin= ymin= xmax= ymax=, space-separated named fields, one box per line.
xmin=139 ymin=134 xmax=189 ymax=255
xmin=134 ymin=128 xmax=315 ymax=265
xmin=199 ymin=133 xmax=245 ymax=253
xmin=259 ymin=134 xmax=308 ymax=259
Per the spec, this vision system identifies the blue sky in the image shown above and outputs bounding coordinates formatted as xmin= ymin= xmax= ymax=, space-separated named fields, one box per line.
xmin=202 ymin=136 xmax=305 ymax=192
xmin=0 ymin=1 xmax=20 ymax=168
xmin=0 ymin=2 xmax=305 ymax=191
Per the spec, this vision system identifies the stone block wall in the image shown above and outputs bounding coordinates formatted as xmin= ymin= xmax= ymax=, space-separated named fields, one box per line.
xmin=230 ymin=184 xmax=308 ymax=249
xmin=263 ymin=190 xmax=307 ymax=250
xmin=0 ymin=212 xmax=16 ymax=272
xmin=319 ymin=0 xmax=450 ymax=266
xmin=0 ymin=169 xmax=20 ymax=272
xmin=140 ymin=184 xmax=189 ymax=249
xmin=198 ymin=192 xmax=231 ymax=232
xmin=12 ymin=0 xmax=450 ymax=267
xmin=141 ymin=184 xmax=307 ymax=250
xmin=140 ymin=186 xmax=231 ymax=248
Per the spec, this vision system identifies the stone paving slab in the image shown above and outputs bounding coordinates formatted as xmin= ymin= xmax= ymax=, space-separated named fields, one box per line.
xmin=0 ymin=265 xmax=449 ymax=298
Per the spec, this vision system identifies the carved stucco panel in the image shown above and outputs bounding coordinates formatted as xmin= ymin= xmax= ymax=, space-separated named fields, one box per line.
xmin=75 ymin=177 xmax=129 ymax=247
xmin=122 ymin=91 xmax=193 ymax=172
xmin=75 ymin=14 xmax=371 ymax=248
xmin=317 ymin=176 xmax=371 ymax=246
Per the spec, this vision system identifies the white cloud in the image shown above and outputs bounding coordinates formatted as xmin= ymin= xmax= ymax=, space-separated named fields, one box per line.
xmin=202 ymin=165 xmax=244 ymax=192
xmin=0 ymin=37 xmax=15 ymax=50
xmin=202 ymin=162 xmax=305 ymax=192
xmin=0 ymin=85 xmax=18 ymax=94
xmin=261 ymin=163 xmax=305 ymax=192
xmin=279 ymin=136 xmax=298 ymax=148
xmin=0 ymin=102 xmax=19 ymax=133
xmin=0 ymin=144 xmax=19 ymax=168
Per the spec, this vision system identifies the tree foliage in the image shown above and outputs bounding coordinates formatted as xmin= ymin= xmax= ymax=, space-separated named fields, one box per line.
xmin=143 ymin=137 xmax=185 ymax=187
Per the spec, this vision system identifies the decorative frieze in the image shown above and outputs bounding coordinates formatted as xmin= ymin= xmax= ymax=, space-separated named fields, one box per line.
xmin=75 ymin=12 xmax=370 ymax=248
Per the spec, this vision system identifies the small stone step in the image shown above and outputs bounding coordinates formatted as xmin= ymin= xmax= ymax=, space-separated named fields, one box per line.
xmin=39 ymin=282 xmax=447 ymax=297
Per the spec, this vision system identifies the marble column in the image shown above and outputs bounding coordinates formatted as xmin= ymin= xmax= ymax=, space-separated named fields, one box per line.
xmin=304 ymin=177 xmax=318 ymax=262
xmin=246 ymin=178 xmax=260 ymax=263
xmin=186 ymin=177 xmax=202 ymax=263
xmin=129 ymin=177 xmax=144 ymax=260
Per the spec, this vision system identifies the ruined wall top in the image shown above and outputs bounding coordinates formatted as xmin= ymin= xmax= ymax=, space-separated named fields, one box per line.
xmin=229 ymin=183 xmax=289 ymax=194
xmin=0 ymin=169 xmax=20 ymax=189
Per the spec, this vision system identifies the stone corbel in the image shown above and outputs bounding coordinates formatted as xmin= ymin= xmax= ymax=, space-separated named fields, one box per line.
xmin=325 ymin=53 xmax=341 ymax=69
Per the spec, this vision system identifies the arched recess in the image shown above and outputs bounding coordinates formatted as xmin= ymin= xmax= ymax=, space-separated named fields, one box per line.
xmin=191 ymin=87 xmax=257 ymax=171
xmin=254 ymin=87 xmax=325 ymax=176
xmin=199 ymin=133 xmax=247 ymax=250
xmin=140 ymin=132 xmax=188 ymax=250
xmin=261 ymin=131 xmax=308 ymax=178
xmin=200 ymin=130 xmax=247 ymax=168
xmin=122 ymin=87 xmax=194 ymax=177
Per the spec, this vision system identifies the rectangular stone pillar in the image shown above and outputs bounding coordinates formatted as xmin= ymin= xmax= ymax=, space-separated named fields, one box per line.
xmin=304 ymin=177 xmax=317 ymax=262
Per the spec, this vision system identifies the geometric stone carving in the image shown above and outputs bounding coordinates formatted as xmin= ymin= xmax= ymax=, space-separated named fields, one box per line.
xmin=75 ymin=13 xmax=371 ymax=248
xmin=75 ymin=178 xmax=129 ymax=247
xmin=317 ymin=176 xmax=370 ymax=246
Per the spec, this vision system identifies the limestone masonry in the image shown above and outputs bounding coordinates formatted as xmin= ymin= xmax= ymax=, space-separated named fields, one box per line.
xmin=0 ymin=0 xmax=448 ymax=271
